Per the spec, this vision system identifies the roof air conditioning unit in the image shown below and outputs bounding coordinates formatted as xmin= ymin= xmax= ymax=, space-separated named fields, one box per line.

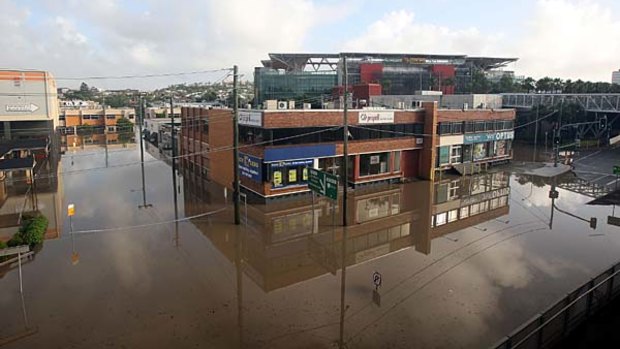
xmin=303 ymin=103 xmax=312 ymax=110
xmin=463 ymin=103 xmax=469 ymax=110
xmin=288 ymin=100 xmax=296 ymax=109
xmin=277 ymin=101 xmax=288 ymax=110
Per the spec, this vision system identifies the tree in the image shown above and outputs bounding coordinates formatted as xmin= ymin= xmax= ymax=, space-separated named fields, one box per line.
xmin=536 ymin=77 xmax=553 ymax=93
xmin=521 ymin=77 xmax=536 ymax=93
xmin=116 ymin=117 xmax=134 ymax=144
xmin=496 ymin=75 xmax=516 ymax=93
xmin=471 ymin=70 xmax=491 ymax=93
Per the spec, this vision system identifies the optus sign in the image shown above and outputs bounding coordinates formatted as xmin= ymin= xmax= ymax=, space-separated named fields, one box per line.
xmin=358 ymin=111 xmax=394 ymax=124
xmin=238 ymin=153 xmax=262 ymax=182
xmin=464 ymin=131 xmax=514 ymax=144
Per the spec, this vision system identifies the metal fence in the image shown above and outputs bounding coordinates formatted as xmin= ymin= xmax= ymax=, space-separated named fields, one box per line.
xmin=493 ymin=261 xmax=620 ymax=349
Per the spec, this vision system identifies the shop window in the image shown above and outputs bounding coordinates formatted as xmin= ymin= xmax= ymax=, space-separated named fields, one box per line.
xmin=460 ymin=206 xmax=469 ymax=218
xmin=448 ymin=209 xmax=458 ymax=223
xmin=435 ymin=212 xmax=447 ymax=226
xmin=462 ymin=145 xmax=473 ymax=162
xmin=452 ymin=122 xmax=463 ymax=134
xmin=470 ymin=203 xmax=480 ymax=215
xmin=473 ymin=143 xmax=488 ymax=161
xmin=448 ymin=180 xmax=459 ymax=200
xmin=269 ymin=160 xmax=313 ymax=189
xmin=435 ymin=183 xmax=448 ymax=204
xmin=359 ymin=152 xmax=390 ymax=177
xmin=499 ymin=196 xmax=508 ymax=207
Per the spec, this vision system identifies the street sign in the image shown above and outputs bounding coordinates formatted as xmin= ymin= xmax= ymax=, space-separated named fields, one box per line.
xmin=608 ymin=216 xmax=620 ymax=227
xmin=613 ymin=165 xmax=620 ymax=176
xmin=373 ymin=271 xmax=382 ymax=289
xmin=308 ymin=168 xmax=338 ymax=200
xmin=67 ymin=204 xmax=75 ymax=217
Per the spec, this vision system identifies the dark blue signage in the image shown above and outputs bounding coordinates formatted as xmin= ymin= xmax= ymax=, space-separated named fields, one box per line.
xmin=269 ymin=159 xmax=314 ymax=169
xmin=264 ymin=144 xmax=336 ymax=162
xmin=239 ymin=153 xmax=262 ymax=182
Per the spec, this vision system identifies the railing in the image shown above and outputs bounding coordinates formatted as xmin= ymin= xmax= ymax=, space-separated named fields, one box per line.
xmin=493 ymin=261 xmax=620 ymax=349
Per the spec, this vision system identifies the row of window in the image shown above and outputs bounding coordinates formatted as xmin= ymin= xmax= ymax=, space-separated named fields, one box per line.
xmin=437 ymin=120 xmax=514 ymax=135
xmin=432 ymin=195 xmax=509 ymax=227
xmin=437 ymin=141 xmax=512 ymax=166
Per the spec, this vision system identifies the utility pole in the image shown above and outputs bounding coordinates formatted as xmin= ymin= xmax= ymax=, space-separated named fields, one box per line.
xmin=342 ymin=55 xmax=349 ymax=227
xmin=170 ymin=96 xmax=178 ymax=221
xmin=138 ymin=97 xmax=151 ymax=209
xmin=233 ymin=65 xmax=240 ymax=225
xmin=554 ymin=99 xmax=564 ymax=167
xmin=533 ymin=105 xmax=539 ymax=162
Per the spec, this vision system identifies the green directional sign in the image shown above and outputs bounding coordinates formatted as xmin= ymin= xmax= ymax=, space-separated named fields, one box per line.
xmin=614 ymin=165 xmax=620 ymax=175
xmin=308 ymin=168 xmax=338 ymax=200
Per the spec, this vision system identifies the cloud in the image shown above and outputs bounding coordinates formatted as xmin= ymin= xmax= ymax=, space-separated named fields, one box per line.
xmin=344 ymin=1 xmax=620 ymax=82
xmin=344 ymin=10 xmax=504 ymax=56
xmin=516 ymin=0 xmax=620 ymax=81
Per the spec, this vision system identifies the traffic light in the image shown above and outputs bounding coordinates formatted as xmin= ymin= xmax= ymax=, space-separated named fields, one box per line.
xmin=599 ymin=116 xmax=607 ymax=130
xmin=554 ymin=135 xmax=560 ymax=145
xmin=590 ymin=217 xmax=597 ymax=230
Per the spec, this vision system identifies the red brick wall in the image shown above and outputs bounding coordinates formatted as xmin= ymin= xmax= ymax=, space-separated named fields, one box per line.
xmin=206 ymin=109 xmax=234 ymax=190
xmin=359 ymin=63 xmax=383 ymax=83
xmin=419 ymin=101 xmax=438 ymax=180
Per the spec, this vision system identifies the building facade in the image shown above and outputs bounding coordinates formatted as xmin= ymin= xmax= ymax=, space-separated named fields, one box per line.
xmin=254 ymin=53 xmax=517 ymax=105
xmin=60 ymin=107 xmax=136 ymax=133
xmin=0 ymin=70 xmax=60 ymax=139
xmin=613 ymin=70 xmax=620 ymax=85
xmin=180 ymin=102 xmax=515 ymax=201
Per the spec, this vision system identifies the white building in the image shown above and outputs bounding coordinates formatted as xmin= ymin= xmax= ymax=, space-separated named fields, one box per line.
xmin=613 ymin=70 xmax=620 ymax=85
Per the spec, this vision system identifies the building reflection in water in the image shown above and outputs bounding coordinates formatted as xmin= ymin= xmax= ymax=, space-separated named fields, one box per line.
xmin=183 ymin=170 xmax=511 ymax=292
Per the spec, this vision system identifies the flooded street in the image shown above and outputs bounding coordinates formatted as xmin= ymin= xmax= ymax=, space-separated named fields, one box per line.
xmin=1 ymin=137 xmax=620 ymax=349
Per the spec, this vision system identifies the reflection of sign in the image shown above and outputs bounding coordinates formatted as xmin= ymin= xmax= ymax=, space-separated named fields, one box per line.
xmin=461 ymin=187 xmax=510 ymax=206
xmin=613 ymin=165 xmax=620 ymax=175
xmin=68 ymin=204 xmax=75 ymax=217
xmin=239 ymin=111 xmax=262 ymax=127
xmin=358 ymin=111 xmax=394 ymax=124
xmin=370 ymin=155 xmax=380 ymax=165
xmin=238 ymin=153 xmax=262 ymax=181
xmin=464 ymin=131 xmax=515 ymax=144
xmin=6 ymin=103 xmax=39 ymax=113
xmin=308 ymin=168 xmax=338 ymax=200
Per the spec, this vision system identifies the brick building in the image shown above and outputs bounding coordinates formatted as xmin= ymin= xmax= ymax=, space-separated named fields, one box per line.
xmin=60 ymin=107 xmax=136 ymax=134
xmin=180 ymin=102 xmax=515 ymax=201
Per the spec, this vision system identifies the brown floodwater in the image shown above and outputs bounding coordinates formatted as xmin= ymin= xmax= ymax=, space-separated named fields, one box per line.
xmin=1 ymin=137 xmax=619 ymax=348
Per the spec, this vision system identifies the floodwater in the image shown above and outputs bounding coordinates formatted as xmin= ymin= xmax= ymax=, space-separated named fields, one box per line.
xmin=1 ymin=136 xmax=620 ymax=349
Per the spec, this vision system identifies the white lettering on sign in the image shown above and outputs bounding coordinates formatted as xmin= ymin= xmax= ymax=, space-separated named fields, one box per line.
xmin=6 ymin=103 xmax=39 ymax=113
xmin=358 ymin=111 xmax=394 ymax=124
xmin=239 ymin=111 xmax=262 ymax=127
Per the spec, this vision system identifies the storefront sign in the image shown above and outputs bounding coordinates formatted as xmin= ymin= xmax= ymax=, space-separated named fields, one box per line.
xmin=269 ymin=159 xmax=314 ymax=169
xmin=358 ymin=111 xmax=394 ymax=124
xmin=464 ymin=131 xmax=514 ymax=144
xmin=461 ymin=187 xmax=510 ymax=206
xmin=238 ymin=153 xmax=262 ymax=181
xmin=239 ymin=111 xmax=262 ymax=127
xmin=370 ymin=155 xmax=380 ymax=165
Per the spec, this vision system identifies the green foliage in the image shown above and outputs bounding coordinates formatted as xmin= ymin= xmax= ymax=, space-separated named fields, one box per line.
xmin=103 ymin=94 xmax=131 ymax=108
xmin=0 ymin=240 xmax=7 ymax=249
xmin=7 ymin=213 xmax=48 ymax=247
xmin=116 ymin=117 xmax=133 ymax=133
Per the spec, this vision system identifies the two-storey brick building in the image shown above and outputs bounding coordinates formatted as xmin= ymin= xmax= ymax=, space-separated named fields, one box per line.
xmin=180 ymin=102 xmax=515 ymax=201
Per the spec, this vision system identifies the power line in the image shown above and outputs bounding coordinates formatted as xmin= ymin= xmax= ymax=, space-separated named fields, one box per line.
xmin=55 ymin=68 xmax=233 ymax=81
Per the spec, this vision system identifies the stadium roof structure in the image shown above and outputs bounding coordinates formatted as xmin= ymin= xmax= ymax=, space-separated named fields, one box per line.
xmin=261 ymin=53 xmax=518 ymax=72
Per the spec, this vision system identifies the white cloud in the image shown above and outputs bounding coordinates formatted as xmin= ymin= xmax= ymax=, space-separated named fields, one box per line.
xmin=516 ymin=0 xmax=620 ymax=81
xmin=344 ymin=1 xmax=620 ymax=81
xmin=344 ymin=10 xmax=505 ymax=56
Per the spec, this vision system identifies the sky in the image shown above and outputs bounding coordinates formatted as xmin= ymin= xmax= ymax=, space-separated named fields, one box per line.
xmin=1 ymin=0 xmax=619 ymax=89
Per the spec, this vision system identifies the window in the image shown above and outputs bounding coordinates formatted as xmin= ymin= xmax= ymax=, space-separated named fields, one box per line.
xmin=435 ymin=212 xmax=447 ymax=226
xmin=359 ymin=152 xmax=390 ymax=176
xmin=474 ymin=121 xmax=486 ymax=132
xmin=450 ymin=146 xmax=462 ymax=164
xmin=394 ymin=151 xmax=401 ymax=172
xmin=452 ymin=122 xmax=463 ymax=134
xmin=83 ymin=115 xmax=91 ymax=120
xmin=465 ymin=121 xmax=475 ymax=133
xmin=448 ymin=209 xmax=458 ymax=223
xmin=438 ymin=146 xmax=450 ymax=165
xmin=129 ymin=114 xmax=135 ymax=119
xmin=448 ymin=180 xmax=459 ymax=200
xmin=460 ymin=206 xmax=469 ymax=218
xmin=90 ymin=115 xmax=99 ymax=120
xmin=106 ymin=114 xmax=116 ymax=119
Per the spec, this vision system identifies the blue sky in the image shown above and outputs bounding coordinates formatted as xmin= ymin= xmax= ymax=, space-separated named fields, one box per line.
xmin=2 ymin=0 xmax=619 ymax=89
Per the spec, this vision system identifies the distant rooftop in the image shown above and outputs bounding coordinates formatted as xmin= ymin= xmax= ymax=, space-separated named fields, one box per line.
xmin=261 ymin=52 xmax=518 ymax=72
